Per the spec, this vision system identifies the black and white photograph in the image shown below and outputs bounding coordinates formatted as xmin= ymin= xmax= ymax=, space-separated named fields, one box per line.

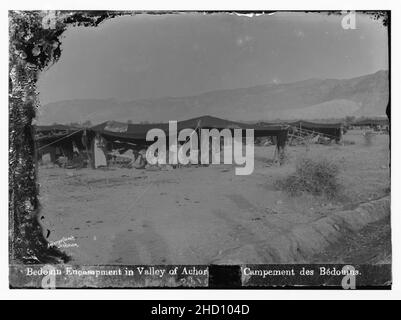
xmin=6 ymin=5 xmax=396 ymax=296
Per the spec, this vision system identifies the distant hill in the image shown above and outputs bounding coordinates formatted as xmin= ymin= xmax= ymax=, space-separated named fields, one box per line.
xmin=37 ymin=70 xmax=389 ymax=124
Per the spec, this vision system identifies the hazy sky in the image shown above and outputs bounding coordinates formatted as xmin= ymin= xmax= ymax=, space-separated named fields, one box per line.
xmin=38 ymin=11 xmax=388 ymax=105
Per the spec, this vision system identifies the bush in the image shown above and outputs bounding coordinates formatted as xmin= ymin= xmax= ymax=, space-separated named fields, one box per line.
xmin=275 ymin=157 xmax=340 ymax=199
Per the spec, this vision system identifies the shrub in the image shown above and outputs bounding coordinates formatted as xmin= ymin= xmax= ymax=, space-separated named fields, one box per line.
xmin=275 ymin=157 xmax=340 ymax=199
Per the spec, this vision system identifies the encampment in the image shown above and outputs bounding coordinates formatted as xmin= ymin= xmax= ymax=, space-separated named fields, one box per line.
xmin=34 ymin=115 xmax=290 ymax=169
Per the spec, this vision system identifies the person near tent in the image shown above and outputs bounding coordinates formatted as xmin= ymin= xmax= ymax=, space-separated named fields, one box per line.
xmin=132 ymin=149 xmax=147 ymax=169
xmin=93 ymin=133 xmax=107 ymax=168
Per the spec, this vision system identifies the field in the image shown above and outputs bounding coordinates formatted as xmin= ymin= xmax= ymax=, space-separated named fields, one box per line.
xmin=38 ymin=130 xmax=390 ymax=265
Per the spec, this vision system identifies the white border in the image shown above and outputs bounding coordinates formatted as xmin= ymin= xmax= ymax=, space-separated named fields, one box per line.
xmin=1 ymin=0 xmax=400 ymax=300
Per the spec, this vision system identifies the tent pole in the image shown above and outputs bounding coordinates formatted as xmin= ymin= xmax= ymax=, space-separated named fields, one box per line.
xmin=83 ymin=129 xmax=92 ymax=169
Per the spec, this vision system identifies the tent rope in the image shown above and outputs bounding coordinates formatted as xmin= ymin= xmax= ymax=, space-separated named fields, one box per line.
xmin=37 ymin=128 xmax=85 ymax=151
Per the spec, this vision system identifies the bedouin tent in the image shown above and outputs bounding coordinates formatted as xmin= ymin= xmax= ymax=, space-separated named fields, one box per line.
xmin=34 ymin=124 xmax=86 ymax=164
xmin=88 ymin=115 xmax=289 ymax=165
xmin=89 ymin=115 xmax=289 ymax=146
xmin=353 ymin=118 xmax=389 ymax=127
xmin=287 ymin=120 xmax=343 ymax=142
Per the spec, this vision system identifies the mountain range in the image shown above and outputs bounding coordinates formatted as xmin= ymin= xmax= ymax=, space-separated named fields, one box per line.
xmin=37 ymin=70 xmax=389 ymax=125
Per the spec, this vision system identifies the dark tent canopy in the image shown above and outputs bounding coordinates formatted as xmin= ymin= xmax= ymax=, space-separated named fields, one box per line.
xmin=179 ymin=115 xmax=288 ymax=139
xmin=35 ymin=124 xmax=79 ymax=132
xmin=288 ymin=120 xmax=343 ymax=129
xmin=89 ymin=115 xmax=289 ymax=143
xmin=287 ymin=120 xmax=343 ymax=141
xmin=89 ymin=121 xmax=168 ymax=141
xmin=34 ymin=124 xmax=82 ymax=144
xmin=353 ymin=118 xmax=389 ymax=127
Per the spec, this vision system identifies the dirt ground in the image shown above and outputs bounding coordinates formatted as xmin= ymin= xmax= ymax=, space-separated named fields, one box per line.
xmin=38 ymin=129 xmax=390 ymax=264
xmin=311 ymin=217 xmax=391 ymax=264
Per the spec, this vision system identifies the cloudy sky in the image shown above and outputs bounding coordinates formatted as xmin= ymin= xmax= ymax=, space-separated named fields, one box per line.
xmin=38 ymin=11 xmax=388 ymax=105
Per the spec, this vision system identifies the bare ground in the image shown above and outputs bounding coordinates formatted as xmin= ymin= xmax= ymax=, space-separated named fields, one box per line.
xmin=38 ymin=130 xmax=390 ymax=264
xmin=311 ymin=217 xmax=391 ymax=264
